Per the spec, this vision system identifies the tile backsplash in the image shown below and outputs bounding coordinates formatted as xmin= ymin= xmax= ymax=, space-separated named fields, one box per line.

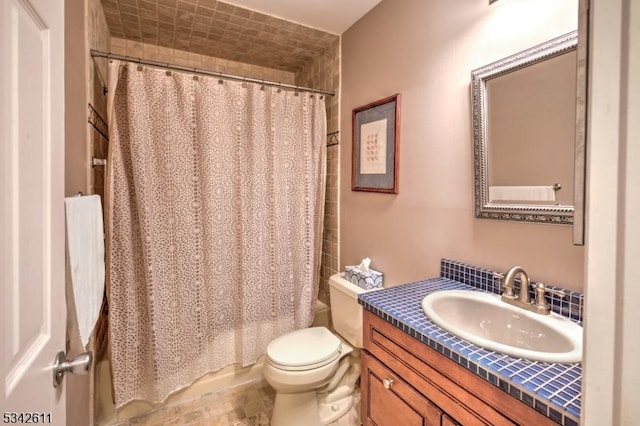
xmin=440 ymin=259 xmax=584 ymax=322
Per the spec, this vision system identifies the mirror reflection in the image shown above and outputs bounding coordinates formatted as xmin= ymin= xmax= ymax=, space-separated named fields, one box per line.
xmin=472 ymin=31 xmax=578 ymax=224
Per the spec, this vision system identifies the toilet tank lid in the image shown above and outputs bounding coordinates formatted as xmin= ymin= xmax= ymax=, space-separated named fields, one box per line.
xmin=266 ymin=327 xmax=341 ymax=368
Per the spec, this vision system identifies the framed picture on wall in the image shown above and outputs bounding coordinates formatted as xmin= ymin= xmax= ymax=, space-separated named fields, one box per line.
xmin=352 ymin=94 xmax=401 ymax=193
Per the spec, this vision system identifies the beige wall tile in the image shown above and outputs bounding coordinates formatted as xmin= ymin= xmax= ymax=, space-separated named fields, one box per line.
xmin=158 ymin=45 xmax=173 ymax=56
xmin=157 ymin=53 xmax=173 ymax=64
xmin=111 ymin=44 xmax=127 ymax=55
xmin=108 ymin=38 xmax=296 ymax=86
xmin=126 ymin=39 xmax=143 ymax=51
xmin=111 ymin=37 xmax=126 ymax=48
xmin=187 ymin=52 xmax=202 ymax=62
xmin=100 ymin=0 xmax=338 ymax=73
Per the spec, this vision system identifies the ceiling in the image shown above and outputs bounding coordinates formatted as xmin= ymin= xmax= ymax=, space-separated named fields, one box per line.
xmin=100 ymin=0 xmax=378 ymax=73
xmin=222 ymin=0 xmax=382 ymax=35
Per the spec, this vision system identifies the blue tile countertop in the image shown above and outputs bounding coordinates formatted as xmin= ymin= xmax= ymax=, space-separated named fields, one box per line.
xmin=358 ymin=259 xmax=583 ymax=426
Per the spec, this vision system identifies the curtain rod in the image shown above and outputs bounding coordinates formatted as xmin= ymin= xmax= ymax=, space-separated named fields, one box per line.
xmin=90 ymin=49 xmax=335 ymax=97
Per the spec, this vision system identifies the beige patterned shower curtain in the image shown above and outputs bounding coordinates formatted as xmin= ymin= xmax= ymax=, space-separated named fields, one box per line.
xmin=107 ymin=64 xmax=326 ymax=408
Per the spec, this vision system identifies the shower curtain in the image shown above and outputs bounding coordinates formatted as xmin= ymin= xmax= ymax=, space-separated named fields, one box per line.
xmin=107 ymin=64 xmax=326 ymax=408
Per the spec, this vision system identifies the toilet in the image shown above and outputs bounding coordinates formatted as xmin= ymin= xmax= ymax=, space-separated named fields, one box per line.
xmin=263 ymin=273 xmax=378 ymax=426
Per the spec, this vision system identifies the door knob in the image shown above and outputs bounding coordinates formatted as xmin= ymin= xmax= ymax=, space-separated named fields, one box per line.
xmin=52 ymin=351 xmax=93 ymax=388
xmin=382 ymin=378 xmax=394 ymax=389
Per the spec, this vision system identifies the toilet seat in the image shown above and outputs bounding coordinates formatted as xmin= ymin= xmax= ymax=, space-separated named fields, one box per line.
xmin=267 ymin=327 xmax=342 ymax=371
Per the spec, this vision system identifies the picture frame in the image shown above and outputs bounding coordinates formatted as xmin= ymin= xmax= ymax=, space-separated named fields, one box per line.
xmin=352 ymin=94 xmax=401 ymax=193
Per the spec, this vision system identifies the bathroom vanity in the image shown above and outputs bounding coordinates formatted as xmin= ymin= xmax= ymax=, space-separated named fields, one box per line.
xmin=358 ymin=259 xmax=583 ymax=426
xmin=361 ymin=311 xmax=554 ymax=425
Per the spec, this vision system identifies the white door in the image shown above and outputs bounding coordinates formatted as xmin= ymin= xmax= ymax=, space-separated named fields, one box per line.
xmin=1 ymin=0 xmax=67 ymax=424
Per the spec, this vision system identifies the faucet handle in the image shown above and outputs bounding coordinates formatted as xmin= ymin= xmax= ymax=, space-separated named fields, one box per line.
xmin=532 ymin=282 xmax=567 ymax=314
xmin=531 ymin=282 xmax=566 ymax=298
xmin=533 ymin=283 xmax=551 ymax=314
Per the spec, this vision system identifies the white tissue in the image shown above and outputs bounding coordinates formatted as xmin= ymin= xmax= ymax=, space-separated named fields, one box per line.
xmin=357 ymin=257 xmax=371 ymax=272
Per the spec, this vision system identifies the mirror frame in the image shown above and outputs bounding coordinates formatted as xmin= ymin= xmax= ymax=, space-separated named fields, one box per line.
xmin=471 ymin=31 xmax=578 ymax=225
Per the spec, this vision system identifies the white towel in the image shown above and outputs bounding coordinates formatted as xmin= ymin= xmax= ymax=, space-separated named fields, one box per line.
xmin=65 ymin=195 xmax=105 ymax=350
xmin=489 ymin=186 xmax=556 ymax=202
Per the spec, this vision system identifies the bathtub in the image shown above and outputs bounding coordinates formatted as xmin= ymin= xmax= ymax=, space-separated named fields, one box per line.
xmin=96 ymin=300 xmax=331 ymax=424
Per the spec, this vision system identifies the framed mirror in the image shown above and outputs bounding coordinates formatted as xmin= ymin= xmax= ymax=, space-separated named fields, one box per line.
xmin=471 ymin=31 xmax=579 ymax=226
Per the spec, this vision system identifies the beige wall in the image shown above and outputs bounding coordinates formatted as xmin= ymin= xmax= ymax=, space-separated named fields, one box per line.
xmin=65 ymin=0 xmax=111 ymax=423
xmin=85 ymin=0 xmax=112 ymax=424
xmin=65 ymin=0 xmax=88 ymax=197
xmin=64 ymin=0 xmax=91 ymax=422
xmin=341 ymin=0 xmax=584 ymax=291
xmin=296 ymin=39 xmax=341 ymax=305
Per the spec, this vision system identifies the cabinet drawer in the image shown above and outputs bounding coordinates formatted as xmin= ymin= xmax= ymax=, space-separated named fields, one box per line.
xmin=362 ymin=351 xmax=444 ymax=426
xmin=363 ymin=311 xmax=557 ymax=426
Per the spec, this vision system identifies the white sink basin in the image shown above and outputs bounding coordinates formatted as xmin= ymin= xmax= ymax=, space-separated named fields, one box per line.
xmin=421 ymin=290 xmax=582 ymax=363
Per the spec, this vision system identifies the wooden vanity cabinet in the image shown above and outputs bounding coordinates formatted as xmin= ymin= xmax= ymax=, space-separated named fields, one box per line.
xmin=363 ymin=352 xmax=445 ymax=425
xmin=361 ymin=311 xmax=558 ymax=426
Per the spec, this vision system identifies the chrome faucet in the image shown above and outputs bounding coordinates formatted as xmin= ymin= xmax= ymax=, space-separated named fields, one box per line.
xmin=500 ymin=266 xmax=544 ymax=314
xmin=503 ymin=266 xmax=531 ymax=304
xmin=499 ymin=266 xmax=566 ymax=315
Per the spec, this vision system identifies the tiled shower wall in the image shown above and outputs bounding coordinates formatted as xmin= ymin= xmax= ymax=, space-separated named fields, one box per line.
xmin=296 ymin=39 xmax=340 ymax=133
xmin=109 ymin=37 xmax=296 ymax=84
xmin=296 ymin=39 xmax=341 ymax=305
xmin=88 ymin=0 xmax=111 ymax=200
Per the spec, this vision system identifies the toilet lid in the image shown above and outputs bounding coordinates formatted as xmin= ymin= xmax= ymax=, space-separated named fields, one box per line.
xmin=267 ymin=327 xmax=341 ymax=370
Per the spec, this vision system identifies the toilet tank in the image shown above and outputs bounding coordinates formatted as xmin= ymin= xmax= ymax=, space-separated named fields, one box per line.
xmin=328 ymin=273 xmax=379 ymax=348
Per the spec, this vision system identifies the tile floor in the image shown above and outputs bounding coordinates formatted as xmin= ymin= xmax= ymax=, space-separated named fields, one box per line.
xmin=109 ymin=380 xmax=360 ymax=426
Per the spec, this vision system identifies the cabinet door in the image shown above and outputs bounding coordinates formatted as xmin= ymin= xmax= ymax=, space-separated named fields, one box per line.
xmin=362 ymin=352 xmax=443 ymax=426
xmin=442 ymin=413 xmax=461 ymax=426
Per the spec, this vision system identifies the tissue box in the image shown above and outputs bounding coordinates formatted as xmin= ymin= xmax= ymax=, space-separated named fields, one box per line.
xmin=344 ymin=265 xmax=383 ymax=290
